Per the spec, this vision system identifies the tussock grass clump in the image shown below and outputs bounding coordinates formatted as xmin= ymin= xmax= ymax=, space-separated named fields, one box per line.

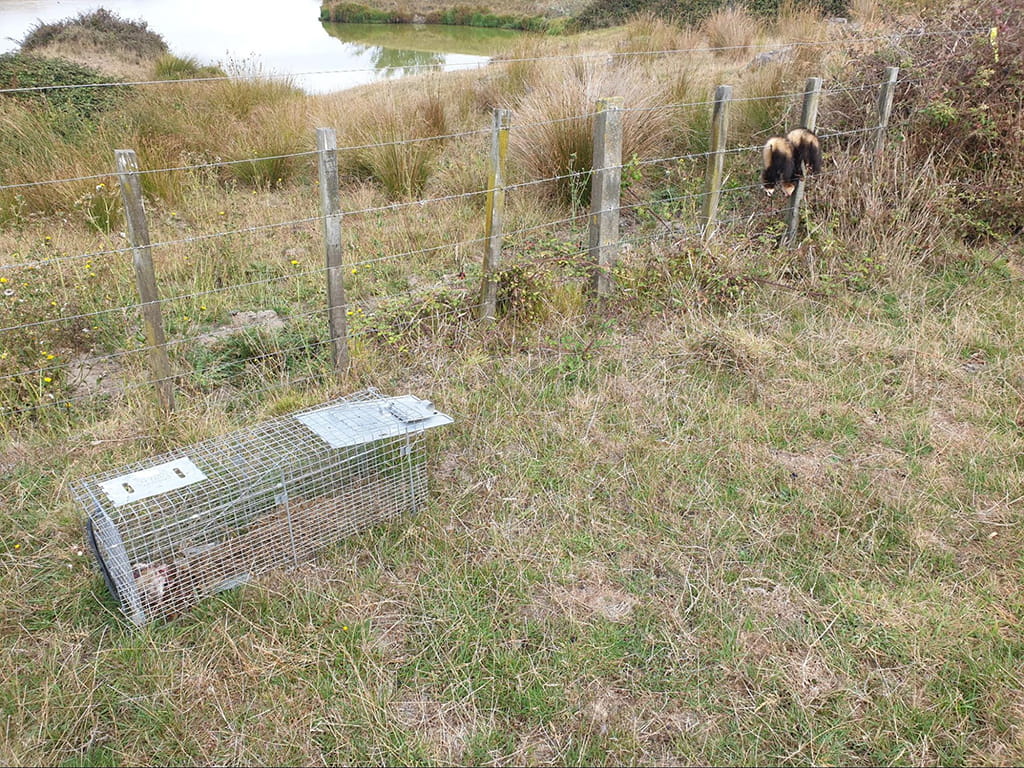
xmin=810 ymin=147 xmax=954 ymax=281
xmin=701 ymin=5 xmax=759 ymax=59
xmin=847 ymin=0 xmax=882 ymax=26
xmin=615 ymin=11 xmax=707 ymax=59
xmin=222 ymin=105 xmax=311 ymax=189
xmin=478 ymin=37 xmax=549 ymax=109
xmin=773 ymin=0 xmax=827 ymax=42
xmin=152 ymin=54 xmax=224 ymax=81
xmin=510 ymin=58 xmax=675 ymax=205
xmin=0 ymin=76 xmax=123 ymax=217
xmin=319 ymin=82 xmax=455 ymax=199
xmin=773 ymin=0 xmax=828 ymax=68
xmin=732 ymin=61 xmax=795 ymax=140
xmin=212 ymin=63 xmax=304 ymax=121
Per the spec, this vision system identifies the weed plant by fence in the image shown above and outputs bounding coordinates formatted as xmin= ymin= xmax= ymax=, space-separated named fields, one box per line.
xmin=0 ymin=31 xmax=978 ymax=424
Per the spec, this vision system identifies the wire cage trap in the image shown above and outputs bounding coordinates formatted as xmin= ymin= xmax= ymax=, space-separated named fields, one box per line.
xmin=72 ymin=389 xmax=453 ymax=626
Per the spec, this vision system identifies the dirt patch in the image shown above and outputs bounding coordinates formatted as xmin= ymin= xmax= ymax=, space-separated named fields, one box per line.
xmin=580 ymin=685 xmax=624 ymax=736
xmin=195 ymin=309 xmax=285 ymax=346
xmin=67 ymin=352 xmax=124 ymax=398
xmin=789 ymin=649 xmax=844 ymax=703
xmin=392 ymin=690 xmax=474 ymax=763
xmin=510 ymin=729 xmax=562 ymax=765
xmin=769 ymin=444 xmax=843 ymax=485
xmin=0 ymin=440 xmax=30 ymax=475
xmin=552 ymin=581 xmax=638 ymax=623
xmin=741 ymin=581 xmax=818 ymax=625
xmin=928 ymin=405 xmax=988 ymax=451
xmin=727 ymin=627 xmax=845 ymax=708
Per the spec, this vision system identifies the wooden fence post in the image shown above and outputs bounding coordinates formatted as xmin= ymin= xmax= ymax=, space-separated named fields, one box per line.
xmin=782 ymin=76 xmax=823 ymax=248
xmin=479 ymin=108 xmax=511 ymax=322
xmin=317 ymin=127 xmax=349 ymax=374
xmin=700 ymin=85 xmax=733 ymax=239
xmin=873 ymin=66 xmax=899 ymax=155
xmin=588 ymin=97 xmax=623 ymax=299
xmin=114 ymin=149 xmax=175 ymax=414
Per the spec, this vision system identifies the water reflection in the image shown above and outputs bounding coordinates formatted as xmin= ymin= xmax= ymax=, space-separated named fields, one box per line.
xmin=362 ymin=46 xmax=445 ymax=77
xmin=0 ymin=0 xmax=526 ymax=93
xmin=322 ymin=22 xmax=522 ymax=58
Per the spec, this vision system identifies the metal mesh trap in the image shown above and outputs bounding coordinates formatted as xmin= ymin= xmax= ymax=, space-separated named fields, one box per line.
xmin=71 ymin=389 xmax=453 ymax=626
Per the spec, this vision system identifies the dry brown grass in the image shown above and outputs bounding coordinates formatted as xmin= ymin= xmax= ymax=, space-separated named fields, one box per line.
xmin=733 ymin=61 xmax=797 ymax=141
xmin=615 ymin=11 xmax=706 ymax=58
xmin=701 ymin=5 xmax=760 ymax=60
xmin=508 ymin=56 xmax=676 ymax=203
xmin=774 ymin=0 xmax=828 ymax=42
xmin=848 ymin=0 xmax=883 ymax=26
xmin=26 ymin=40 xmax=155 ymax=80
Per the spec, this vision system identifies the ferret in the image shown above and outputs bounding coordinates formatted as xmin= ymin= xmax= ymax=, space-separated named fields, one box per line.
xmin=132 ymin=562 xmax=171 ymax=606
xmin=762 ymin=135 xmax=796 ymax=197
xmin=762 ymin=128 xmax=822 ymax=197
xmin=786 ymin=127 xmax=822 ymax=182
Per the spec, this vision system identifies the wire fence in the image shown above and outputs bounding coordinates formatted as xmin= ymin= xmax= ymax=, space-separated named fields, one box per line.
xmin=0 ymin=25 xmax=992 ymax=422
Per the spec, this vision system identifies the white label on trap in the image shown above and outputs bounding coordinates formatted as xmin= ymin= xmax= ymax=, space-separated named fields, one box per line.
xmin=99 ymin=457 xmax=208 ymax=507
xmin=296 ymin=396 xmax=453 ymax=449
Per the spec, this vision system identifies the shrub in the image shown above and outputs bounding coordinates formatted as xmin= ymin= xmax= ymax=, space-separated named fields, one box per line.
xmin=322 ymin=3 xmax=399 ymax=23
xmin=832 ymin=0 xmax=1022 ymax=241
xmin=0 ymin=53 xmax=126 ymax=131
xmin=19 ymin=8 xmax=167 ymax=60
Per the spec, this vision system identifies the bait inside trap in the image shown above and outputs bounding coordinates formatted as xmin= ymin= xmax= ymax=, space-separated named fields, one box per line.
xmin=72 ymin=389 xmax=453 ymax=626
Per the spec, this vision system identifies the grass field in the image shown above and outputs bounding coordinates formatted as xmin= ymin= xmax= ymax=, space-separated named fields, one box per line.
xmin=3 ymin=245 xmax=1023 ymax=765
xmin=2 ymin=2 xmax=1023 ymax=765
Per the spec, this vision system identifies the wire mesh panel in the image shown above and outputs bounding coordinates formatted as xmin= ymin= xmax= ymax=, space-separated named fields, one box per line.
xmin=71 ymin=389 xmax=453 ymax=626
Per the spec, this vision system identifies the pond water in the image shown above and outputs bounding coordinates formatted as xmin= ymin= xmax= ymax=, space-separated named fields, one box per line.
xmin=0 ymin=0 xmax=524 ymax=92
